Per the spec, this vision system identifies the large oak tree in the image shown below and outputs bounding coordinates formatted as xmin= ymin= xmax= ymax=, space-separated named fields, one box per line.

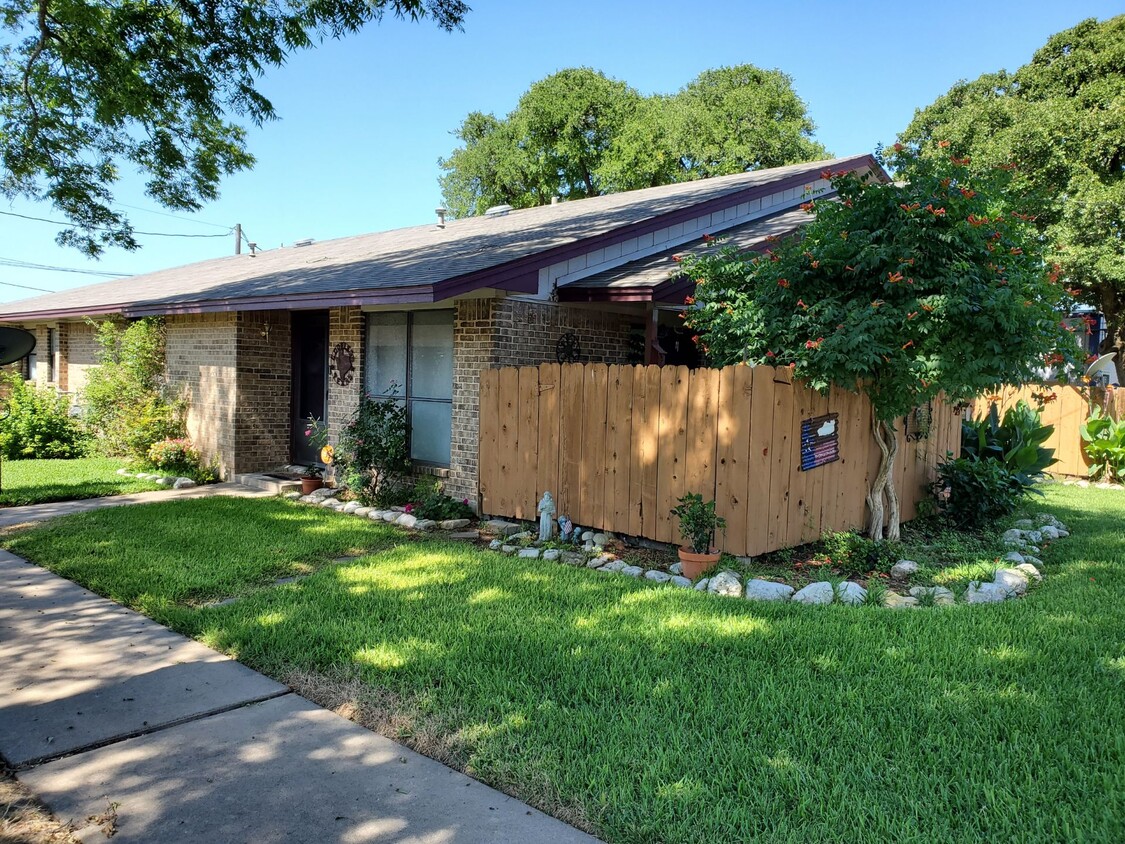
xmin=0 ymin=0 xmax=469 ymax=255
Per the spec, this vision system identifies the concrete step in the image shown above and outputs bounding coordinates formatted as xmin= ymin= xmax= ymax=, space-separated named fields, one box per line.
xmin=232 ymin=471 xmax=302 ymax=494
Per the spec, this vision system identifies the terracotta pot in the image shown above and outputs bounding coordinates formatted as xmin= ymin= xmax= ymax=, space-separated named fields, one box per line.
xmin=678 ymin=546 xmax=721 ymax=579
xmin=300 ymin=476 xmax=324 ymax=495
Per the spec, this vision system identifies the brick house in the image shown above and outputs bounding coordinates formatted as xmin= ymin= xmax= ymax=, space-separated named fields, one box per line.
xmin=0 ymin=155 xmax=880 ymax=504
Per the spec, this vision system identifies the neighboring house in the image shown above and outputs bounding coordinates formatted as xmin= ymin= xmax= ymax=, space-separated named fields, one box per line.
xmin=0 ymin=154 xmax=883 ymax=503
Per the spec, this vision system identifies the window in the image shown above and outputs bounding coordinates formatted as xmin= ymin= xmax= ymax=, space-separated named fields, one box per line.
xmin=47 ymin=328 xmax=58 ymax=383
xmin=365 ymin=310 xmax=454 ymax=465
xmin=26 ymin=345 xmax=36 ymax=380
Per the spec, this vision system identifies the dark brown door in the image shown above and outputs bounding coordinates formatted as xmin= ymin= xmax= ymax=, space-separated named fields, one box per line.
xmin=291 ymin=311 xmax=328 ymax=465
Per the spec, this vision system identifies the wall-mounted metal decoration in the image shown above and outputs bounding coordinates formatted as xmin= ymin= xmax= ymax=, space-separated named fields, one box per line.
xmin=904 ymin=401 xmax=933 ymax=441
xmin=556 ymin=331 xmax=581 ymax=364
xmin=799 ymin=412 xmax=839 ymax=471
xmin=330 ymin=342 xmax=355 ymax=386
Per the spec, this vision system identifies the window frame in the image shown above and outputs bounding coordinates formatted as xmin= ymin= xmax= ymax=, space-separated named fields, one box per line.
xmin=46 ymin=328 xmax=58 ymax=383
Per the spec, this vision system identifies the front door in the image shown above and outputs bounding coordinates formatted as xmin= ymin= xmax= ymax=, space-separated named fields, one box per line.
xmin=291 ymin=311 xmax=328 ymax=465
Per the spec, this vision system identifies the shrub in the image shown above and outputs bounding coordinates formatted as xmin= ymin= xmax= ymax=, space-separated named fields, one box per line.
xmin=0 ymin=372 xmax=87 ymax=459
xmin=335 ymin=396 xmax=411 ymax=505
xmin=407 ymin=479 xmax=473 ymax=521
xmin=670 ymin=492 xmax=726 ymax=554
xmin=1080 ymin=406 xmax=1125 ymax=482
xmin=820 ymin=530 xmax=902 ymax=575
xmin=963 ymin=400 xmax=1056 ymax=492
xmin=935 ymin=456 xmax=1025 ymax=529
xmin=146 ymin=437 xmax=202 ymax=475
xmin=82 ymin=318 xmax=185 ymax=461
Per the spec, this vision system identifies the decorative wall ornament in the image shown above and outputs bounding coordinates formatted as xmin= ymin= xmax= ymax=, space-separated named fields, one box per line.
xmin=799 ymin=412 xmax=840 ymax=471
xmin=555 ymin=331 xmax=581 ymax=364
xmin=905 ymin=401 xmax=933 ymax=441
xmin=330 ymin=342 xmax=355 ymax=386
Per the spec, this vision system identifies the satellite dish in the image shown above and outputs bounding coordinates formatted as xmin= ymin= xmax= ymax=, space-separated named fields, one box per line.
xmin=1085 ymin=352 xmax=1120 ymax=387
xmin=0 ymin=327 xmax=35 ymax=366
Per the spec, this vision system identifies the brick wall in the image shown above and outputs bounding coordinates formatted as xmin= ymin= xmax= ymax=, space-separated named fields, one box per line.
xmin=327 ymin=307 xmax=363 ymax=434
xmin=235 ymin=311 xmax=292 ymax=471
xmin=445 ymin=297 xmax=641 ymax=503
xmin=65 ymin=321 xmax=100 ymax=396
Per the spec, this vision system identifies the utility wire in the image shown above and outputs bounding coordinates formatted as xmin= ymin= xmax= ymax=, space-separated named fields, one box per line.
xmin=0 ymin=209 xmax=232 ymax=238
xmin=111 ymin=201 xmax=232 ymax=230
xmin=0 ymin=278 xmax=58 ymax=293
xmin=0 ymin=256 xmax=132 ymax=278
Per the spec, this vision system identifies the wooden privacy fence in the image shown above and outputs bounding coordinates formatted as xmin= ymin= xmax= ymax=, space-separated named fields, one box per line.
xmin=979 ymin=383 xmax=1125 ymax=478
xmin=478 ymin=363 xmax=962 ymax=557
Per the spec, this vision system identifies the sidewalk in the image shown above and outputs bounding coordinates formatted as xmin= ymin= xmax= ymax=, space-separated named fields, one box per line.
xmin=0 ymin=552 xmax=599 ymax=843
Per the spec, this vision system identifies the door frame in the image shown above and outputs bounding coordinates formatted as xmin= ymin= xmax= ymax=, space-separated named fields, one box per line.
xmin=290 ymin=310 xmax=329 ymax=465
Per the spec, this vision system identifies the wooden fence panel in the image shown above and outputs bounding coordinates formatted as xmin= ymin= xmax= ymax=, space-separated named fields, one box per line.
xmin=535 ymin=363 xmax=561 ymax=519
xmin=514 ymin=367 xmax=540 ymax=521
xmin=656 ymin=366 xmax=690 ymax=543
xmin=745 ymin=366 xmax=775 ymax=555
xmin=715 ymin=366 xmax=752 ymax=556
xmin=478 ymin=369 xmax=499 ymax=511
xmin=556 ymin=364 xmax=585 ymax=524
xmin=607 ymin=365 xmax=635 ymax=534
xmin=579 ymin=364 xmax=608 ymax=528
xmin=638 ymin=365 xmax=663 ymax=539
xmin=495 ymin=367 xmax=520 ymax=517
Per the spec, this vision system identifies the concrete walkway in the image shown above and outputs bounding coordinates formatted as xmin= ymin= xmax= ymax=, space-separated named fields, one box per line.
xmin=0 ymin=481 xmax=272 ymax=529
xmin=0 ymin=553 xmax=599 ymax=843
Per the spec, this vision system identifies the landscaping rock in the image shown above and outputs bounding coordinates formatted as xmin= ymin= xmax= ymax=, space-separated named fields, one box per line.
xmin=1022 ymin=555 xmax=1044 ymax=568
xmin=484 ymin=520 xmax=521 ymax=536
xmin=744 ymin=579 xmax=794 ymax=602
xmin=909 ymin=586 xmax=955 ymax=606
xmin=413 ymin=519 xmax=437 ymax=531
xmin=440 ymin=518 xmax=471 ymax=530
xmin=541 ymin=549 xmax=561 ymax=562
xmin=586 ymin=557 xmax=604 ymax=568
xmin=600 ymin=560 xmax=626 ymax=573
xmin=518 ymin=548 xmax=540 ymax=559
xmin=644 ymin=570 xmax=672 ymax=583
xmin=115 ymin=468 xmax=131 ymax=476
xmin=156 ymin=476 xmax=176 ymax=487
xmin=669 ymin=562 xmax=683 ymax=576
xmin=283 ymin=491 xmax=302 ymax=500
xmin=1015 ymin=519 xmax=1035 ymax=529
xmin=1055 ymin=528 xmax=1069 ymax=538
xmin=965 ymin=581 xmax=1012 ymax=603
xmin=320 ymin=498 xmax=340 ymax=508
xmin=792 ymin=582 xmax=834 ymax=605
xmin=368 ymin=510 xmax=386 ymax=521
xmin=620 ymin=565 xmax=644 ymax=578
xmin=1016 ymin=562 xmax=1043 ymax=582
xmin=670 ymin=576 xmax=693 ymax=588
xmin=1026 ymin=530 xmax=1044 ymax=544
xmin=450 ymin=530 xmax=479 ymax=541
xmin=1038 ymin=525 xmax=1060 ymax=540
xmin=994 ymin=568 xmax=1029 ymax=595
xmin=1003 ymin=551 xmax=1025 ymax=565
xmin=708 ymin=571 xmax=742 ymax=597
xmin=489 ymin=539 xmax=503 ymax=551
xmin=309 ymin=487 xmax=338 ymax=500
xmin=298 ymin=495 xmax=317 ymax=504
xmin=890 ymin=560 xmax=919 ymax=579
xmin=395 ymin=513 xmax=418 ymax=529
xmin=1024 ymin=545 xmax=1041 ymax=555
xmin=1001 ymin=528 xmax=1024 ymax=544
xmin=354 ymin=507 xmax=372 ymax=517
xmin=500 ymin=545 xmax=517 ymax=555
xmin=694 ymin=578 xmax=710 ymax=591
xmin=560 ymin=552 xmax=585 ymax=566
xmin=341 ymin=501 xmax=361 ymax=513
xmin=884 ymin=592 xmax=919 ymax=609
xmin=173 ymin=477 xmax=198 ymax=489
xmin=836 ymin=581 xmax=868 ymax=606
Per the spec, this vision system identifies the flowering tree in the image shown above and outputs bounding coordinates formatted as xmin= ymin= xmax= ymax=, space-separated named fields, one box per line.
xmin=681 ymin=146 xmax=1080 ymax=540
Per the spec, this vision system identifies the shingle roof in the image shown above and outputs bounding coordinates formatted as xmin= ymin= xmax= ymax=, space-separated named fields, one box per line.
xmin=0 ymin=155 xmax=875 ymax=321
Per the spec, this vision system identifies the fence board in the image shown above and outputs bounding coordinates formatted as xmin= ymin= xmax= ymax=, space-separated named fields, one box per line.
xmin=535 ymin=363 xmax=561 ymax=519
xmin=557 ymin=364 xmax=585 ymax=523
xmin=607 ymin=365 xmax=635 ymax=533
xmin=745 ymin=367 xmax=775 ymax=555
xmin=767 ymin=368 xmax=795 ymax=551
xmin=685 ymin=367 xmax=719 ymax=498
xmin=495 ymin=367 xmax=519 ymax=517
xmin=478 ymin=369 xmax=499 ymax=513
xmin=639 ymin=365 xmax=663 ymax=538
xmin=656 ymin=366 xmax=690 ymax=543
xmin=715 ymin=366 xmax=752 ymax=556
xmin=579 ymin=364 xmax=608 ymax=528
xmin=514 ymin=367 xmax=540 ymax=520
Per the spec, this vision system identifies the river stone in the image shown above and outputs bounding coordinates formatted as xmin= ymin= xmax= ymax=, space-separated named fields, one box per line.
xmin=1014 ymin=519 xmax=1035 ymax=529
xmin=485 ymin=520 xmax=521 ymax=536
xmin=744 ymin=579 xmax=794 ymax=602
xmin=542 ymin=549 xmax=561 ymax=562
xmin=115 ymin=468 xmax=131 ymax=476
xmin=172 ymin=477 xmax=196 ymax=489
xmin=644 ymin=570 xmax=672 ymax=583
xmin=890 ymin=560 xmax=919 ymax=579
xmin=1055 ymin=528 xmax=1069 ymax=538
xmin=792 ymin=582 xmax=834 ymax=605
xmin=883 ymin=592 xmax=919 ymax=609
xmin=708 ymin=571 xmax=742 ymax=597
xmin=1001 ymin=528 xmax=1023 ymax=544
xmin=1016 ymin=562 xmax=1043 ymax=582
xmin=670 ymin=576 xmax=693 ymax=588
xmin=500 ymin=545 xmax=517 ymax=555
xmin=354 ymin=507 xmax=372 ymax=517
xmin=600 ymin=559 xmax=626 ymax=573
xmin=283 ymin=491 xmax=302 ymax=500
xmin=586 ymin=557 xmax=604 ymax=568
xmin=382 ymin=511 xmax=399 ymax=523
xmin=836 ymin=581 xmax=868 ymax=606
xmin=440 ymin=518 xmax=471 ymax=530
xmin=1003 ymin=551 xmax=1025 ymax=565
xmin=395 ymin=513 xmax=418 ymax=529
xmin=489 ymin=539 xmax=503 ymax=551
xmin=669 ymin=562 xmax=683 ymax=576
xmin=909 ymin=585 xmax=955 ymax=606
xmin=518 ymin=548 xmax=540 ymax=559
xmin=1038 ymin=525 xmax=1060 ymax=540
xmin=450 ymin=530 xmax=480 ymax=541
xmin=413 ymin=519 xmax=437 ymax=531
xmin=298 ymin=495 xmax=317 ymax=504
xmin=1022 ymin=555 xmax=1043 ymax=568
xmin=155 ymin=476 xmax=175 ymax=487
xmin=341 ymin=501 xmax=361 ymax=513
xmin=620 ymin=565 xmax=644 ymax=578
xmin=994 ymin=568 xmax=1029 ymax=595
xmin=320 ymin=498 xmax=341 ymax=508
xmin=694 ymin=578 xmax=710 ymax=591
xmin=1025 ymin=530 xmax=1044 ymax=544
xmin=965 ymin=581 xmax=1012 ymax=603
xmin=560 ymin=552 xmax=585 ymax=566
xmin=309 ymin=486 xmax=338 ymax=500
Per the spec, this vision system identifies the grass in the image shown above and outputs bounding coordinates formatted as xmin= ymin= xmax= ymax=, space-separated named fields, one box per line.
xmin=6 ymin=486 xmax=1125 ymax=842
xmin=0 ymin=457 xmax=162 ymax=507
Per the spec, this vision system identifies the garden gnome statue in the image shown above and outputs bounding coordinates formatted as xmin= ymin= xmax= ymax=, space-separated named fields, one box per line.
xmin=537 ymin=491 xmax=556 ymax=542
xmin=557 ymin=514 xmax=573 ymax=542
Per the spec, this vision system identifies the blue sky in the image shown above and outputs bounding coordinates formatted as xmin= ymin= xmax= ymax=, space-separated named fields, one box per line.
xmin=1 ymin=0 xmax=1121 ymax=303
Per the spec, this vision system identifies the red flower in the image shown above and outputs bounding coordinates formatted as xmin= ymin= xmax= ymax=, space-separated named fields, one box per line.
xmin=967 ymin=214 xmax=987 ymax=226
xmin=684 ymin=295 xmax=695 ymax=305
xmin=702 ymin=233 xmax=714 ymax=242
xmin=937 ymin=140 xmax=951 ymax=149
xmin=691 ymin=335 xmax=700 ymax=344
xmin=777 ymin=278 xmax=790 ymax=288
xmin=800 ymin=201 xmax=815 ymax=213
xmin=951 ymin=156 xmax=971 ymax=166
xmin=901 ymin=340 xmax=914 ymax=350
xmin=907 ymin=311 xmax=918 ymax=320
xmin=821 ymin=169 xmax=834 ymax=180
xmin=1010 ymin=247 xmax=1023 ymax=255
xmin=671 ymin=254 xmax=682 ymax=263
xmin=765 ymin=350 xmax=776 ymax=358
xmin=887 ymin=271 xmax=904 ymax=284
xmin=892 ymin=142 xmax=904 ymax=152
xmin=805 ymin=337 xmax=824 ymax=350
xmin=960 ymin=188 xmax=976 ymax=198
xmin=796 ymin=299 xmax=808 ymax=309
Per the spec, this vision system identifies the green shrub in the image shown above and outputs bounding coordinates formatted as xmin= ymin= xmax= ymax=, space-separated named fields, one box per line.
xmin=1080 ymin=406 xmax=1125 ymax=482
xmin=962 ymin=399 xmax=1056 ymax=492
xmin=82 ymin=318 xmax=185 ymax=461
xmin=935 ymin=456 xmax=1024 ymax=529
xmin=407 ymin=479 xmax=473 ymax=521
xmin=0 ymin=372 xmax=88 ymax=459
xmin=335 ymin=396 xmax=411 ymax=506
xmin=820 ymin=530 xmax=903 ymax=575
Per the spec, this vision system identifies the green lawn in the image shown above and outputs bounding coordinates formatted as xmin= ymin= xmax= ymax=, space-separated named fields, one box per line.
xmin=6 ymin=487 xmax=1124 ymax=843
xmin=0 ymin=457 xmax=163 ymax=507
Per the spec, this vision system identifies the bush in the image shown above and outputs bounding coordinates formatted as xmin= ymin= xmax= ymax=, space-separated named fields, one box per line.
xmin=820 ymin=530 xmax=902 ymax=575
xmin=407 ymin=479 xmax=473 ymax=521
xmin=1080 ymin=406 xmax=1125 ymax=482
xmin=335 ymin=396 xmax=411 ymax=506
xmin=0 ymin=372 xmax=87 ymax=459
xmin=962 ymin=400 xmax=1056 ymax=493
xmin=82 ymin=318 xmax=185 ymax=461
xmin=147 ymin=437 xmax=200 ymax=474
xmin=935 ymin=456 xmax=1025 ymax=529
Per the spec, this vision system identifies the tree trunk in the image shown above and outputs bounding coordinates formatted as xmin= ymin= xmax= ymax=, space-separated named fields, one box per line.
xmin=883 ymin=420 xmax=901 ymax=542
xmin=867 ymin=414 xmax=889 ymax=541
xmin=1098 ymin=284 xmax=1125 ymax=357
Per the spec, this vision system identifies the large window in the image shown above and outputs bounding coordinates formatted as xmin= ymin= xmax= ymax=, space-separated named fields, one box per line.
xmin=365 ymin=310 xmax=454 ymax=466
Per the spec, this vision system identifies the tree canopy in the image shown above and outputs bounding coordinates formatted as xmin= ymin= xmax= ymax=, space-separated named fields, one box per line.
xmin=899 ymin=15 xmax=1125 ymax=354
xmin=438 ymin=65 xmax=828 ymax=218
xmin=680 ymin=147 xmax=1079 ymax=539
xmin=0 ymin=0 xmax=469 ymax=256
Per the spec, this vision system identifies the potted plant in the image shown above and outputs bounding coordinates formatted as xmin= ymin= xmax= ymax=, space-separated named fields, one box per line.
xmin=300 ymin=415 xmax=331 ymax=494
xmin=670 ymin=492 xmax=726 ymax=578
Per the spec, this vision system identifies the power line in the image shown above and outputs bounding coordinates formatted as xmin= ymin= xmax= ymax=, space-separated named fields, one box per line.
xmin=111 ymin=201 xmax=232 ymax=230
xmin=0 ymin=209 xmax=233 ymax=238
xmin=0 ymin=278 xmax=58 ymax=293
xmin=0 ymin=256 xmax=132 ymax=278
